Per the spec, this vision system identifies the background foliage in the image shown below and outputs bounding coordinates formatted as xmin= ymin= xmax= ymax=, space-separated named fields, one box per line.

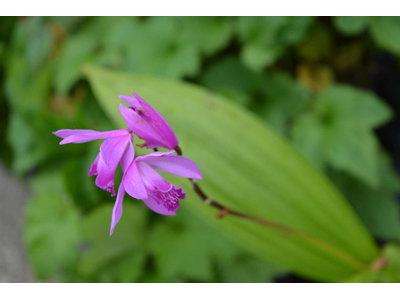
xmin=1 ymin=16 xmax=400 ymax=282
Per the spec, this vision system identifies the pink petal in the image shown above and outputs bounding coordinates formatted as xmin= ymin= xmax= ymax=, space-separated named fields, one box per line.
xmin=120 ymin=140 xmax=135 ymax=173
xmin=140 ymin=154 xmax=203 ymax=180
xmin=56 ymin=129 xmax=130 ymax=145
xmin=135 ymin=151 xmax=175 ymax=162
xmin=95 ymin=135 xmax=130 ymax=196
xmin=100 ymin=135 xmax=130 ymax=169
xmin=131 ymin=90 xmax=178 ymax=149
xmin=142 ymin=195 xmax=177 ymax=216
xmin=123 ymin=161 xmax=148 ymax=200
xmin=88 ymin=153 xmax=100 ymax=176
xmin=53 ymin=129 xmax=99 ymax=138
xmin=110 ymin=183 xmax=126 ymax=236
xmin=119 ymin=104 xmax=165 ymax=147
xmin=119 ymin=95 xmax=143 ymax=110
xmin=137 ymin=161 xmax=172 ymax=192
xmin=95 ymin=157 xmax=116 ymax=196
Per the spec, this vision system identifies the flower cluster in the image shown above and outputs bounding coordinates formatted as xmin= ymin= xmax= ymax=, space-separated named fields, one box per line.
xmin=54 ymin=91 xmax=202 ymax=235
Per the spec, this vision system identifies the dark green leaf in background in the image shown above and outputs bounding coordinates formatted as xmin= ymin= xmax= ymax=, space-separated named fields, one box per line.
xmin=334 ymin=16 xmax=369 ymax=36
xmin=293 ymin=85 xmax=393 ymax=188
xmin=330 ymin=154 xmax=400 ymax=241
xmin=177 ymin=17 xmax=233 ymax=56
xmin=258 ymin=72 xmax=313 ymax=135
xmin=124 ymin=17 xmax=200 ymax=79
xmin=370 ymin=17 xmax=400 ymax=56
xmin=24 ymin=172 xmax=81 ymax=280
xmin=78 ymin=203 xmax=147 ymax=282
xmin=200 ymin=56 xmax=262 ymax=106
xmin=237 ymin=16 xmax=315 ymax=71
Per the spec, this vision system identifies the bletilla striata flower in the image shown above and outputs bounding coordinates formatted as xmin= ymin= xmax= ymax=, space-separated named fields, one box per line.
xmin=53 ymin=129 xmax=132 ymax=196
xmin=119 ymin=91 xmax=179 ymax=150
xmin=110 ymin=151 xmax=202 ymax=235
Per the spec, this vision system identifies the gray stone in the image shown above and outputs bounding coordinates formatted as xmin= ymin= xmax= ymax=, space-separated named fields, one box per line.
xmin=0 ymin=164 xmax=34 ymax=282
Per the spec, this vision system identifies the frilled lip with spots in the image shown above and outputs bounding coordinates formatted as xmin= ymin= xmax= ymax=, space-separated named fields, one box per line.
xmin=53 ymin=128 xmax=132 ymax=196
xmin=111 ymin=150 xmax=202 ymax=235
xmin=119 ymin=91 xmax=179 ymax=150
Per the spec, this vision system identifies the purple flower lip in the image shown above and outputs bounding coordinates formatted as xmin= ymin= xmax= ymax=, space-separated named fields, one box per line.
xmin=110 ymin=150 xmax=202 ymax=236
xmin=119 ymin=91 xmax=179 ymax=150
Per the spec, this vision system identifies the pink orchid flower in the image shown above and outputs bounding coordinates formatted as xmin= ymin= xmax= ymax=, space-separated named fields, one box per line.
xmin=110 ymin=150 xmax=202 ymax=235
xmin=119 ymin=91 xmax=179 ymax=150
xmin=53 ymin=129 xmax=132 ymax=196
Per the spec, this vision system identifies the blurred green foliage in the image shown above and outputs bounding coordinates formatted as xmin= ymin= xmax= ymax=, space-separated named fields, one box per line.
xmin=1 ymin=16 xmax=400 ymax=283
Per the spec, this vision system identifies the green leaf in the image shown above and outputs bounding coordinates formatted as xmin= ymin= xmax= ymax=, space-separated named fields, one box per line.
xmin=293 ymin=85 xmax=392 ymax=187
xmin=217 ymin=255 xmax=284 ymax=283
xmin=83 ymin=65 xmax=379 ymax=282
xmin=347 ymin=244 xmax=400 ymax=283
xmin=330 ymin=154 xmax=400 ymax=241
xmin=150 ymin=210 xmax=243 ymax=282
xmin=379 ymin=244 xmax=400 ymax=282
xmin=24 ymin=174 xmax=81 ymax=280
xmin=237 ymin=17 xmax=315 ymax=70
xmin=370 ymin=17 xmax=400 ymax=56
xmin=25 ymin=23 xmax=53 ymax=74
xmin=292 ymin=113 xmax=325 ymax=169
xmin=7 ymin=113 xmax=48 ymax=174
xmin=278 ymin=16 xmax=316 ymax=45
xmin=54 ymin=28 xmax=99 ymax=95
xmin=78 ymin=203 xmax=147 ymax=282
xmin=334 ymin=16 xmax=369 ymax=36
xmin=259 ymin=72 xmax=313 ymax=134
xmin=178 ymin=17 xmax=233 ymax=56
xmin=200 ymin=56 xmax=262 ymax=106
xmin=124 ymin=17 xmax=200 ymax=79
xmin=241 ymin=44 xmax=283 ymax=71
xmin=345 ymin=269 xmax=380 ymax=283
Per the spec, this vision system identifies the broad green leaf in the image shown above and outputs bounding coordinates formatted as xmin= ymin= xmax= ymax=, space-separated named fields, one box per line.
xmin=379 ymin=244 xmax=400 ymax=282
xmin=83 ymin=65 xmax=379 ymax=282
xmin=24 ymin=173 xmax=81 ymax=280
xmin=370 ymin=17 xmax=400 ymax=56
xmin=345 ymin=269 xmax=380 ymax=283
xmin=347 ymin=244 xmax=400 ymax=282
xmin=334 ymin=16 xmax=369 ymax=36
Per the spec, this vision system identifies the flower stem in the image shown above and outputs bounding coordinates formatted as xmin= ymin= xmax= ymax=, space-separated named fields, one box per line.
xmin=170 ymin=146 xmax=368 ymax=271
